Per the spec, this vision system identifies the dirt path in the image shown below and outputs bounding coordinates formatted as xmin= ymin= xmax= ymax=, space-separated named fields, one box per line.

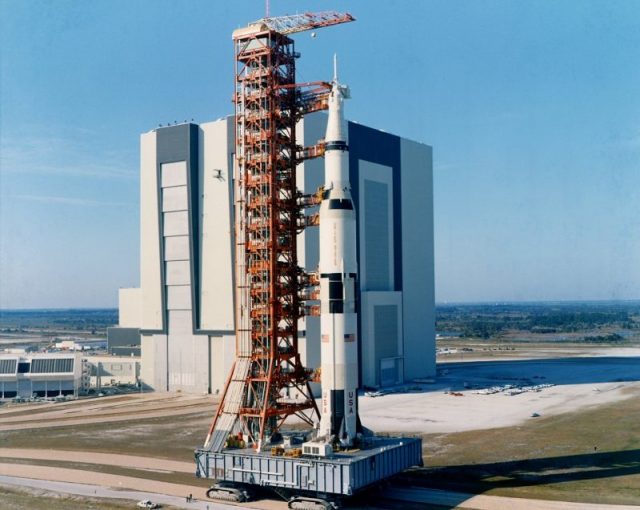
xmin=0 ymin=448 xmax=193 ymax=473
xmin=0 ymin=392 xmax=171 ymax=416
xmin=0 ymin=393 xmax=218 ymax=431
xmin=0 ymin=393 xmax=217 ymax=427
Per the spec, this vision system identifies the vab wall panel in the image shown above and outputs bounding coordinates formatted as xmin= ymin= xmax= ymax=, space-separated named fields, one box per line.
xmin=209 ymin=336 xmax=224 ymax=394
xmin=163 ymin=211 xmax=189 ymax=237
xmin=167 ymin=285 xmax=192 ymax=311
xmin=167 ymin=310 xmax=193 ymax=334
xmin=161 ymin=161 xmax=188 ymax=187
xmin=360 ymin=291 xmax=402 ymax=388
xmin=358 ymin=161 xmax=395 ymax=292
xmin=374 ymin=304 xmax=399 ymax=360
xmin=364 ymin=180 xmax=390 ymax=290
xmin=118 ymin=288 xmax=142 ymax=328
xmin=164 ymin=236 xmax=190 ymax=261
xmin=165 ymin=260 xmax=191 ymax=285
xmin=140 ymin=132 xmax=163 ymax=330
xmin=168 ymin=333 xmax=209 ymax=393
xmin=209 ymin=334 xmax=236 ymax=395
xmin=162 ymin=185 xmax=188 ymax=212
xmin=141 ymin=334 xmax=168 ymax=391
xmin=199 ymin=120 xmax=235 ymax=332
xmin=400 ymin=138 xmax=435 ymax=379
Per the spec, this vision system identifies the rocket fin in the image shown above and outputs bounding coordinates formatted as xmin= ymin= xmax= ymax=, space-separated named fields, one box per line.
xmin=338 ymin=416 xmax=346 ymax=439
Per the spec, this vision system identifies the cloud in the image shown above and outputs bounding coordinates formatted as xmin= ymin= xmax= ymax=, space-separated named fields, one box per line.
xmin=14 ymin=194 xmax=130 ymax=207
xmin=0 ymin=133 xmax=136 ymax=180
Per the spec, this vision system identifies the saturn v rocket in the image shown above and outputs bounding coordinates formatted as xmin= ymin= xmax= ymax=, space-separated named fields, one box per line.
xmin=318 ymin=59 xmax=359 ymax=446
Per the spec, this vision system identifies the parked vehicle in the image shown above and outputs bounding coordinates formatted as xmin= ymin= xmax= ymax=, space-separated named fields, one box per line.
xmin=136 ymin=500 xmax=160 ymax=509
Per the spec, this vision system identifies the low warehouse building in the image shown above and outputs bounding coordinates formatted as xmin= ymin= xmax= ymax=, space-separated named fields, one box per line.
xmin=0 ymin=353 xmax=85 ymax=399
xmin=85 ymin=355 xmax=140 ymax=388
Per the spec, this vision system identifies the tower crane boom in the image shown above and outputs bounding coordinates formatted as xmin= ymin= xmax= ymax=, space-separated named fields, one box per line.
xmin=249 ymin=11 xmax=354 ymax=35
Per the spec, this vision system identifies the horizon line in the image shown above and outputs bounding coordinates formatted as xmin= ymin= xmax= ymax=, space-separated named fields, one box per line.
xmin=3 ymin=298 xmax=640 ymax=313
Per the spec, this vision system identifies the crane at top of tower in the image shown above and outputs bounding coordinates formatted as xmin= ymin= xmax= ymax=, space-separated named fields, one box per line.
xmin=239 ymin=11 xmax=354 ymax=37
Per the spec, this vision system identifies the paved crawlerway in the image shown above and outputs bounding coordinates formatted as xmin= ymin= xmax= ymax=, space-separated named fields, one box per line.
xmin=0 ymin=475 xmax=238 ymax=510
xmin=4 ymin=472 xmax=640 ymax=510
xmin=0 ymin=464 xmax=284 ymax=510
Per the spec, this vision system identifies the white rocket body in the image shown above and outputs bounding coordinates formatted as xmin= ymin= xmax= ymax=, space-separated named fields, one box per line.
xmin=318 ymin=65 xmax=359 ymax=446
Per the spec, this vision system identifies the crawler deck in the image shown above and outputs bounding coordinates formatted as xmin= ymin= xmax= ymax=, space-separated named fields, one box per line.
xmin=195 ymin=436 xmax=422 ymax=497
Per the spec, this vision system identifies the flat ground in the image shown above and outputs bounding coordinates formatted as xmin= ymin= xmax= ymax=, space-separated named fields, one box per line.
xmin=361 ymin=349 xmax=640 ymax=433
xmin=1 ymin=346 xmax=639 ymax=508
xmin=0 ymin=484 xmax=184 ymax=510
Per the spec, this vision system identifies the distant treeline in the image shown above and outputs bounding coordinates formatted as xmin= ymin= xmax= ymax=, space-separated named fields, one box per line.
xmin=437 ymin=303 xmax=640 ymax=340
xmin=0 ymin=309 xmax=118 ymax=332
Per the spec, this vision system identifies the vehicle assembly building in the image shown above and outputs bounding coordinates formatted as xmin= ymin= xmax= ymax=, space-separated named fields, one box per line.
xmin=118 ymin=96 xmax=435 ymax=397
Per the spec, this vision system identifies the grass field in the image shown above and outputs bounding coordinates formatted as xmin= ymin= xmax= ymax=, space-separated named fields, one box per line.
xmin=1 ymin=411 xmax=212 ymax=462
xmin=410 ymin=386 xmax=640 ymax=505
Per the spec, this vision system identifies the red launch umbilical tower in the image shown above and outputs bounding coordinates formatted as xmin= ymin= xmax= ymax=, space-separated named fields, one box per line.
xmin=205 ymin=12 xmax=354 ymax=452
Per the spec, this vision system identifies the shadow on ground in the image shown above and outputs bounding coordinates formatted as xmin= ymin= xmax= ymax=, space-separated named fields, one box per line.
xmin=394 ymin=448 xmax=640 ymax=508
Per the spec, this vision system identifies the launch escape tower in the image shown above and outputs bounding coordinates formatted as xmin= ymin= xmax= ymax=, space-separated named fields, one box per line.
xmin=205 ymin=12 xmax=355 ymax=453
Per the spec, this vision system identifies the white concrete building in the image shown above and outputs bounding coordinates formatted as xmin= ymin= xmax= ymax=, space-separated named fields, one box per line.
xmin=85 ymin=355 xmax=141 ymax=388
xmin=120 ymin=113 xmax=435 ymax=393
xmin=0 ymin=353 xmax=85 ymax=399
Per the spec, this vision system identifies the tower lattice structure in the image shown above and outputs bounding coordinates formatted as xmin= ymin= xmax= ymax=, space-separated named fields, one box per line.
xmin=205 ymin=13 xmax=353 ymax=452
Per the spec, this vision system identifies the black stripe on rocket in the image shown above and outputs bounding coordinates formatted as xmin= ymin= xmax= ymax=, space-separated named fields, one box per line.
xmin=320 ymin=272 xmax=357 ymax=314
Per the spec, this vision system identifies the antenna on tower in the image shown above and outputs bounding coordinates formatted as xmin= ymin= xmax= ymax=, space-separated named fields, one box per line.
xmin=266 ymin=0 xmax=270 ymax=17
xmin=333 ymin=53 xmax=338 ymax=82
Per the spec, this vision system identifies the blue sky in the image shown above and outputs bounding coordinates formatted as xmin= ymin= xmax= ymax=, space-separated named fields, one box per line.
xmin=1 ymin=0 xmax=639 ymax=308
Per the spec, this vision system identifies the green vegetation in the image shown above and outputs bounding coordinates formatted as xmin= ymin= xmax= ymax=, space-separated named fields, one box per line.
xmin=411 ymin=389 xmax=640 ymax=505
xmin=0 ymin=308 xmax=117 ymax=334
xmin=437 ymin=301 xmax=640 ymax=341
xmin=2 ymin=411 xmax=212 ymax=462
